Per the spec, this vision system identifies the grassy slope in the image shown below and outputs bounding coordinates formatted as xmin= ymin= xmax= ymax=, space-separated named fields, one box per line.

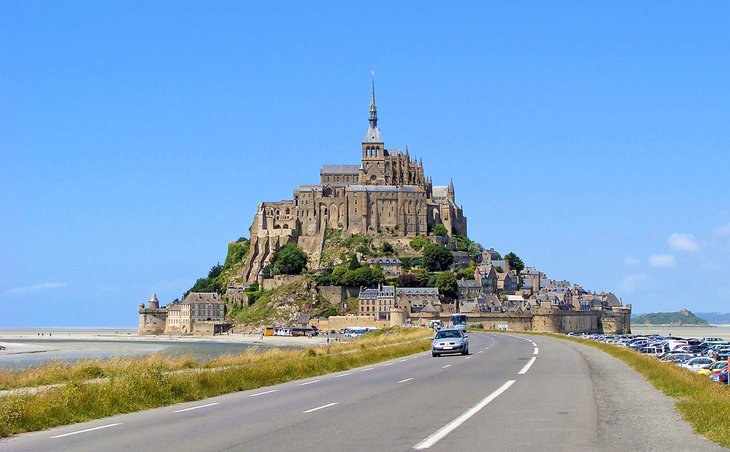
xmin=0 ymin=328 xmax=431 ymax=438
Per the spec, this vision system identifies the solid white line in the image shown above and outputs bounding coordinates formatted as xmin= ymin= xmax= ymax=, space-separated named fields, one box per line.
xmin=360 ymin=367 xmax=374 ymax=372
xmin=249 ymin=389 xmax=279 ymax=397
xmin=518 ymin=357 xmax=537 ymax=375
xmin=299 ymin=380 xmax=320 ymax=386
xmin=442 ymin=364 xmax=451 ymax=369
xmin=303 ymin=402 xmax=338 ymax=413
xmin=50 ymin=423 xmax=121 ymax=439
xmin=414 ymin=380 xmax=516 ymax=449
xmin=334 ymin=372 xmax=352 ymax=378
xmin=173 ymin=402 xmax=219 ymax=413
xmin=534 ymin=347 xmax=539 ymax=355
xmin=397 ymin=377 xmax=413 ymax=384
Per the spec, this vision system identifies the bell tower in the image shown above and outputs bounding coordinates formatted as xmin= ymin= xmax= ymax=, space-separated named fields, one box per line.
xmin=360 ymin=76 xmax=386 ymax=184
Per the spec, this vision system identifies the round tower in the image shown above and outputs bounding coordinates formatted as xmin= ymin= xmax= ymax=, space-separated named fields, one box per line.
xmin=147 ymin=293 xmax=160 ymax=309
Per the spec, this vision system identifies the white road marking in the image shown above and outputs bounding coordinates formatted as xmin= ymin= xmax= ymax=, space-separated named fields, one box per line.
xmin=335 ymin=373 xmax=352 ymax=378
xmin=360 ymin=367 xmax=374 ymax=372
xmin=464 ymin=356 xmax=472 ymax=360
xmin=534 ymin=347 xmax=539 ymax=355
xmin=518 ymin=357 xmax=537 ymax=375
xmin=414 ymin=380 xmax=516 ymax=449
xmin=381 ymin=362 xmax=393 ymax=367
xmin=478 ymin=350 xmax=484 ymax=354
xmin=442 ymin=364 xmax=451 ymax=369
xmin=398 ymin=358 xmax=408 ymax=362
xmin=303 ymin=402 xmax=338 ymax=413
xmin=299 ymin=380 xmax=320 ymax=386
xmin=249 ymin=389 xmax=279 ymax=397
xmin=173 ymin=402 xmax=219 ymax=413
xmin=397 ymin=377 xmax=413 ymax=384
xmin=50 ymin=423 xmax=121 ymax=439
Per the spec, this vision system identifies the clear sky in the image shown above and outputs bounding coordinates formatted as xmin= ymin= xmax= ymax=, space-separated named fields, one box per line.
xmin=1 ymin=2 xmax=729 ymax=327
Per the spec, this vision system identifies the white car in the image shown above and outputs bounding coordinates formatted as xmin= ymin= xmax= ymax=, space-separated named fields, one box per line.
xmin=679 ymin=357 xmax=715 ymax=371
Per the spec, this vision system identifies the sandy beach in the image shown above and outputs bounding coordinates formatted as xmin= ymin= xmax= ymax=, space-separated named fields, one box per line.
xmin=0 ymin=329 xmax=334 ymax=370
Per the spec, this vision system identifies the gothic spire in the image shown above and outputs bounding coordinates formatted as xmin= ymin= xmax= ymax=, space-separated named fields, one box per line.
xmin=363 ymin=73 xmax=383 ymax=143
xmin=369 ymin=76 xmax=378 ymax=129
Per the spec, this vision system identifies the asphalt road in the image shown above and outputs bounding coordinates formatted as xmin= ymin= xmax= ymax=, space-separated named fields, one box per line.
xmin=1 ymin=333 xmax=724 ymax=451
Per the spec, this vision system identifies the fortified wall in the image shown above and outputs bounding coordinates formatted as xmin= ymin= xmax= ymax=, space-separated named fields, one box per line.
xmin=310 ymin=306 xmax=631 ymax=335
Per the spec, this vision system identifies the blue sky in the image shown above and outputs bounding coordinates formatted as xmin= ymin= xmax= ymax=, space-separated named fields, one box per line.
xmin=1 ymin=2 xmax=729 ymax=327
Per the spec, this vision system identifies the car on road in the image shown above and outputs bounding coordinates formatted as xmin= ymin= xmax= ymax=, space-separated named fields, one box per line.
xmin=432 ymin=328 xmax=469 ymax=357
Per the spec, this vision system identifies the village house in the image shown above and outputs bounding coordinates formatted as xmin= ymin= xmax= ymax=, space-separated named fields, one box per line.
xmin=368 ymin=257 xmax=403 ymax=278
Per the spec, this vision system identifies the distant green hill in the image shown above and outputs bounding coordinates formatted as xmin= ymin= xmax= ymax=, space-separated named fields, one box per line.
xmin=632 ymin=309 xmax=709 ymax=325
xmin=694 ymin=312 xmax=730 ymax=324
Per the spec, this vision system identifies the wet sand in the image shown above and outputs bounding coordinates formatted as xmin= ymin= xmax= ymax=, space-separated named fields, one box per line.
xmin=0 ymin=329 xmax=334 ymax=370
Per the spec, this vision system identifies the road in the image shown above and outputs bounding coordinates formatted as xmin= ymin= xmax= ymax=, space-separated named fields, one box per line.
xmin=0 ymin=333 xmax=724 ymax=451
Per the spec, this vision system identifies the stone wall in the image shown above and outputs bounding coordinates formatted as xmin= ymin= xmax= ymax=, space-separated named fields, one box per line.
xmin=319 ymin=285 xmax=360 ymax=306
xmin=138 ymin=309 xmax=166 ymax=335
xmin=262 ymin=274 xmax=305 ymax=291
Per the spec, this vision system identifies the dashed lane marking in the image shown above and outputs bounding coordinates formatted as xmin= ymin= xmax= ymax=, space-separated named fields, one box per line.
xmin=442 ymin=364 xmax=451 ymax=369
xmin=397 ymin=377 xmax=413 ymax=384
xmin=464 ymin=356 xmax=472 ymax=360
xmin=303 ymin=402 xmax=338 ymax=413
xmin=518 ymin=357 xmax=536 ymax=375
xmin=414 ymin=380 xmax=516 ymax=449
xmin=534 ymin=347 xmax=539 ymax=355
xmin=334 ymin=373 xmax=352 ymax=378
xmin=249 ymin=389 xmax=279 ymax=397
xmin=360 ymin=367 xmax=374 ymax=372
xmin=50 ymin=423 xmax=122 ymax=439
xmin=299 ymin=380 xmax=320 ymax=386
xmin=173 ymin=402 xmax=219 ymax=413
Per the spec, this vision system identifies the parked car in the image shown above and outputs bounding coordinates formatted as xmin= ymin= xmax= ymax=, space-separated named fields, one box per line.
xmin=697 ymin=361 xmax=728 ymax=376
xmin=431 ymin=328 xmax=469 ymax=357
xmin=710 ymin=369 xmax=728 ymax=384
xmin=679 ymin=357 xmax=715 ymax=372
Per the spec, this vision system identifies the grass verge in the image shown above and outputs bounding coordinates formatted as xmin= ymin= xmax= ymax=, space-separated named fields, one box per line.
xmin=481 ymin=329 xmax=730 ymax=449
xmin=0 ymin=327 xmax=431 ymax=438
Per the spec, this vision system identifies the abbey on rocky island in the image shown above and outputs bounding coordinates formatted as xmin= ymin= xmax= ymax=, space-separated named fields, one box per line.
xmin=241 ymin=82 xmax=466 ymax=283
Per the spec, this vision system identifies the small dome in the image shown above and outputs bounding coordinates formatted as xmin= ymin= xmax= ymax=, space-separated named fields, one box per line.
xmin=149 ymin=293 xmax=159 ymax=303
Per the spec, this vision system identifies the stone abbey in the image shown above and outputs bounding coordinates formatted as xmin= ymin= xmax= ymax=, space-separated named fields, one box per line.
xmin=241 ymin=82 xmax=466 ymax=283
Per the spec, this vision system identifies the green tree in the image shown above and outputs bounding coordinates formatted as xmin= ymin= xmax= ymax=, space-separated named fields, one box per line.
xmin=272 ymin=244 xmax=308 ymax=275
xmin=347 ymin=253 xmax=361 ymax=270
xmin=208 ymin=263 xmax=223 ymax=279
xmin=409 ymin=235 xmax=429 ymax=251
xmin=341 ymin=266 xmax=384 ymax=288
xmin=422 ymin=242 xmax=454 ymax=272
xmin=435 ymin=271 xmax=459 ymax=299
xmin=331 ymin=266 xmax=348 ymax=284
xmin=396 ymin=273 xmax=418 ymax=287
xmin=504 ymin=252 xmax=525 ymax=274
xmin=380 ymin=241 xmax=395 ymax=255
xmin=431 ymin=223 xmax=449 ymax=237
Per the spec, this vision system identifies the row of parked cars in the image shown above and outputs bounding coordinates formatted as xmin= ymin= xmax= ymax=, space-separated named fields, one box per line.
xmin=570 ymin=333 xmax=729 ymax=384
